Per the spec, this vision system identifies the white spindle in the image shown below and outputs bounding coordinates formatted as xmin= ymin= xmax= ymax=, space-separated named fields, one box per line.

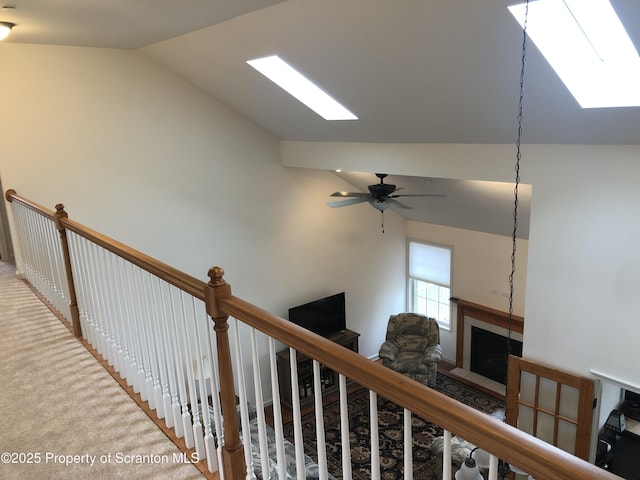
xmin=29 ymin=209 xmax=43 ymax=292
xmin=268 ymin=337 xmax=287 ymax=480
xmin=76 ymin=235 xmax=96 ymax=346
xmin=33 ymin=213 xmax=48 ymax=298
xmin=153 ymin=278 xmax=172 ymax=420
xmin=192 ymin=298 xmax=216 ymax=469
xmin=443 ymin=429 xmax=452 ymax=480
xmin=289 ymin=348 xmax=306 ymax=480
xmin=178 ymin=291 xmax=200 ymax=451
xmin=123 ymin=261 xmax=145 ymax=394
xmin=41 ymin=213 xmax=56 ymax=302
xmin=76 ymin=234 xmax=97 ymax=348
xmin=141 ymin=271 xmax=163 ymax=413
xmin=339 ymin=374 xmax=352 ymax=479
xmin=313 ymin=360 xmax=328 ymax=480
xmin=250 ymin=328 xmax=270 ymax=479
xmin=134 ymin=266 xmax=155 ymax=405
xmin=369 ymin=390 xmax=380 ymax=480
xmin=98 ymin=247 xmax=118 ymax=370
xmin=403 ymin=408 xmax=413 ymax=479
xmin=18 ymin=207 xmax=33 ymax=285
xmin=156 ymin=280 xmax=177 ymax=429
xmin=30 ymin=212 xmax=45 ymax=298
xmin=82 ymin=240 xmax=103 ymax=355
xmin=488 ymin=453 xmax=499 ymax=480
xmin=168 ymin=285 xmax=191 ymax=441
xmin=203 ymin=313 xmax=223 ymax=473
xmin=45 ymin=214 xmax=66 ymax=316
xmin=231 ymin=318 xmax=252 ymax=479
xmin=111 ymin=255 xmax=132 ymax=381
xmin=104 ymin=252 xmax=124 ymax=375
xmin=142 ymin=272 xmax=163 ymax=418
xmin=90 ymin=242 xmax=109 ymax=360
xmin=187 ymin=297 xmax=206 ymax=460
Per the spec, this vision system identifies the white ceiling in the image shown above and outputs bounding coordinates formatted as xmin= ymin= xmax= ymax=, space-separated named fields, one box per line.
xmin=4 ymin=0 xmax=638 ymax=237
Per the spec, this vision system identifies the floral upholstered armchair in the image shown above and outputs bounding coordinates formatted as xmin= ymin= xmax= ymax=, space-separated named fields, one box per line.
xmin=378 ymin=313 xmax=442 ymax=388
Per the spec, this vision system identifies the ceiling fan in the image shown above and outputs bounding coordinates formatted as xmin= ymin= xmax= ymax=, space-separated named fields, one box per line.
xmin=327 ymin=173 xmax=444 ymax=212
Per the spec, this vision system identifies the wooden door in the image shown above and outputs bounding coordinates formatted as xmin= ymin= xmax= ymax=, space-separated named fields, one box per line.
xmin=506 ymin=355 xmax=595 ymax=460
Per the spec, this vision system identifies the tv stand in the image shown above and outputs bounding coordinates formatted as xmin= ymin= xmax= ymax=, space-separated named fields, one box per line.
xmin=276 ymin=329 xmax=359 ymax=410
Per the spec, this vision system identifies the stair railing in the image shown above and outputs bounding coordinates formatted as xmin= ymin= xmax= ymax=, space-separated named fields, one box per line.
xmin=5 ymin=189 xmax=232 ymax=478
xmin=5 ymin=189 xmax=622 ymax=480
xmin=206 ymin=268 xmax=621 ymax=480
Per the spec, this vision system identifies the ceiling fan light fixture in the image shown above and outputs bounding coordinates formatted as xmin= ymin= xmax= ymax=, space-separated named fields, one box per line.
xmin=369 ymin=199 xmax=390 ymax=211
xmin=0 ymin=21 xmax=14 ymax=41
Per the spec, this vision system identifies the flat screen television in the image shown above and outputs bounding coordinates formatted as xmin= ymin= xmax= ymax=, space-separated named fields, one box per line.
xmin=288 ymin=292 xmax=346 ymax=338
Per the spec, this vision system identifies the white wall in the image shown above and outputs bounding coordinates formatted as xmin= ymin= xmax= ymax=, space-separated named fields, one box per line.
xmin=0 ymin=44 xmax=406 ymax=403
xmin=406 ymin=221 xmax=528 ymax=363
xmin=4 ymin=42 xmax=639 ymax=408
xmin=523 ymin=146 xmax=640 ymax=386
xmin=283 ymin=142 xmax=640 ymax=392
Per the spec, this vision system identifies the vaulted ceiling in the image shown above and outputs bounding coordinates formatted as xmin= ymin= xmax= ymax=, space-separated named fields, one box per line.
xmin=4 ymin=0 xmax=639 ymax=237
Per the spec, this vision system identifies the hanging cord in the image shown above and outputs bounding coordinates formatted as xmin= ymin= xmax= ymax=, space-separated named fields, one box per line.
xmin=506 ymin=0 xmax=529 ymax=397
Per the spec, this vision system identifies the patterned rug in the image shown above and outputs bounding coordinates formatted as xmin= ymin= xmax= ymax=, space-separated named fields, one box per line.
xmin=284 ymin=372 xmax=504 ymax=480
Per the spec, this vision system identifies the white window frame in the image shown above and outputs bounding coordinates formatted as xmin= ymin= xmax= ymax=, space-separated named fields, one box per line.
xmin=407 ymin=239 xmax=452 ymax=331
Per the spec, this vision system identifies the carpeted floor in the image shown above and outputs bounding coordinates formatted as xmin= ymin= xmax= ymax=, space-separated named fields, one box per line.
xmin=284 ymin=374 xmax=504 ymax=480
xmin=0 ymin=261 xmax=204 ymax=480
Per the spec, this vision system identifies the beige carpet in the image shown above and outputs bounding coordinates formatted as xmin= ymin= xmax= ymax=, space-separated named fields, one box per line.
xmin=0 ymin=261 xmax=204 ymax=480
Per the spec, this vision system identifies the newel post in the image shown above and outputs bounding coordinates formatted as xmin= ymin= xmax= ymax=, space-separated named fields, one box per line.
xmin=205 ymin=266 xmax=246 ymax=480
xmin=54 ymin=204 xmax=82 ymax=338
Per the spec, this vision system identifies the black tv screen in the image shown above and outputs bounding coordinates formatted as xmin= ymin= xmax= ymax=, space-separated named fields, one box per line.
xmin=288 ymin=292 xmax=346 ymax=337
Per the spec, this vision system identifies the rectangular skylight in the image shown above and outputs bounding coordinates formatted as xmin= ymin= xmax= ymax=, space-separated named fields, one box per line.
xmin=508 ymin=0 xmax=640 ymax=108
xmin=247 ymin=55 xmax=358 ymax=120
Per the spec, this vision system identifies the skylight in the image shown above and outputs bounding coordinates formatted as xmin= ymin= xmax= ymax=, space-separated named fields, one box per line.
xmin=246 ymin=55 xmax=358 ymax=120
xmin=508 ymin=0 xmax=640 ymax=108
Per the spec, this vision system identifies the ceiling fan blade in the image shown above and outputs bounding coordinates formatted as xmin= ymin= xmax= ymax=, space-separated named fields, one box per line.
xmin=327 ymin=196 xmax=371 ymax=208
xmin=390 ymin=193 xmax=446 ymax=198
xmin=330 ymin=191 xmax=371 ymax=198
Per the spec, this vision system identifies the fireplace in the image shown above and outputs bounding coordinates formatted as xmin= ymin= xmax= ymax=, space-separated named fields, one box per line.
xmin=470 ymin=326 xmax=523 ymax=385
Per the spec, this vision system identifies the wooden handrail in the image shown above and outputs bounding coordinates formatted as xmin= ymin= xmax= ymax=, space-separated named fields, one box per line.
xmin=5 ymin=189 xmax=56 ymax=220
xmin=6 ymin=189 xmax=205 ymax=308
xmin=5 ymin=189 xmax=240 ymax=479
xmin=58 ymin=215 xmax=206 ymax=300
xmin=208 ymin=268 xmax=619 ymax=480
xmin=6 ymin=190 xmax=82 ymax=335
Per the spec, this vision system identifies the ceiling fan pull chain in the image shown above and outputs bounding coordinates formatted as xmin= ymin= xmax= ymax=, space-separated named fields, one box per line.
xmin=381 ymin=211 xmax=385 ymax=233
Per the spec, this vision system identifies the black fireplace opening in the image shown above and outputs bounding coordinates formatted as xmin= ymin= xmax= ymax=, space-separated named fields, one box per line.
xmin=470 ymin=326 xmax=523 ymax=385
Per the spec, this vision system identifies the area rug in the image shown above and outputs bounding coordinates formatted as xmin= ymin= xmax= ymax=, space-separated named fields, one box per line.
xmin=284 ymin=372 xmax=504 ymax=480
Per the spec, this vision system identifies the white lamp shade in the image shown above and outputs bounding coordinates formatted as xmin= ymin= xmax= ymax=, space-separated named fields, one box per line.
xmin=472 ymin=448 xmax=492 ymax=469
xmin=472 ymin=447 xmax=529 ymax=475
xmin=455 ymin=458 xmax=483 ymax=480
xmin=369 ymin=199 xmax=390 ymax=211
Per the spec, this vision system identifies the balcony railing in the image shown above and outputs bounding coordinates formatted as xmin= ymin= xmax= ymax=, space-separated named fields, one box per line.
xmin=4 ymin=189 xmax=621 ymax=480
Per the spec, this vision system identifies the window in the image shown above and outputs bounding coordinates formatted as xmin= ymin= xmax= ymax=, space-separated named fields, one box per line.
xmin=408 ymin=240 xmax=452 ymax=330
